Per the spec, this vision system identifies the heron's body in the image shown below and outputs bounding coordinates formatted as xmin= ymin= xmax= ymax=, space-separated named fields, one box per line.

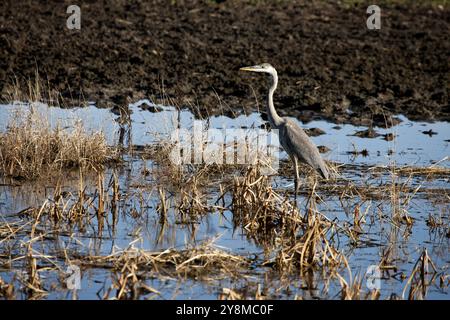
xmin=278 ymin=117 xmax=329 ymax=180
xmin=240 ymin=63 xmax=329 ymax=194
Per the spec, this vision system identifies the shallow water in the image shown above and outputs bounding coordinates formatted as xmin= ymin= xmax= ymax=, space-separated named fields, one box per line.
xmin=0 ymin=101 xmax=448 ymax=300
xmin=1 ymin=100 xmax=447 ymax=166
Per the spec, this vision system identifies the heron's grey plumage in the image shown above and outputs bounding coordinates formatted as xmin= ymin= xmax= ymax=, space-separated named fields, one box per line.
xmin=281 ymin=118 xmax=329 ymax=179
xmin=240 ymin=63 xmax=329 ymax=192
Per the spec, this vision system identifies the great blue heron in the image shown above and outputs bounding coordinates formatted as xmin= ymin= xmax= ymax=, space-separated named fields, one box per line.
xmin=240 ymin=63 xmax=329 ymax=195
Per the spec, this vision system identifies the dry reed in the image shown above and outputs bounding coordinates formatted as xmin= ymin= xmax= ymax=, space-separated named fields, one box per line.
xmin=0 ymin=107 xmax=113 ymax=180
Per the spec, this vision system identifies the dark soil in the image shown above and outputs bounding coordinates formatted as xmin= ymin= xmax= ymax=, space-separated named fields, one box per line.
xmin=1 ymin=0 xmax=449 ymax=127
xmin=351 ymin=128 xmax=381 ymax=138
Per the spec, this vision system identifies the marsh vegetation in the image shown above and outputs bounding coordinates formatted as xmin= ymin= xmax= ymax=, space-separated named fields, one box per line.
xmin=0 ymin=80 xmax=448 ymax=300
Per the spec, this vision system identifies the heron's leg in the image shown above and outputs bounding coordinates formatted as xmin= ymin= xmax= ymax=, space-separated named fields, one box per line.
xmin=292 ymin=156 xmax=300 ymax=201
xmin=294 ymin=179 xmax=298 ymax=201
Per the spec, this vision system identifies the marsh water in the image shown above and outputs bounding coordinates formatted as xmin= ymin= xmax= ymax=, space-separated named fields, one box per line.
xmin=0 ymin=101 xmax=448 ymax=299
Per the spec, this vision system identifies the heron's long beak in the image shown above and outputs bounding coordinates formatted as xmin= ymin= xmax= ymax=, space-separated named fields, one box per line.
xmin=239 ymin=65 xmax=260 ymax=72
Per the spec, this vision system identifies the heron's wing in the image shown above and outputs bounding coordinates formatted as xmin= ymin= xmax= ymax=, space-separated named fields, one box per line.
xmin=282 ymin=119 xmax=329 ymax=179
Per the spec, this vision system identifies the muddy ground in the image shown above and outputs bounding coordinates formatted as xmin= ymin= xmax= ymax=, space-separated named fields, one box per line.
xmin=0 ymin=0 xmax=449 ymax=126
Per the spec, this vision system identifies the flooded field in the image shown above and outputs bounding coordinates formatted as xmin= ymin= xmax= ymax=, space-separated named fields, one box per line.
xmin=0 ymin=101 xmax=448 ymax=300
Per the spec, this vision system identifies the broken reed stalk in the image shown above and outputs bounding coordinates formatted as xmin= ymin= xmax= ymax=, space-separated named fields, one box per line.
xmin=23 ymin=204 xmax=48 ymax=299
xmin=96 ymin=173 xmax=106 ymax=234
xmin=402 ymin=248 xmax=439 ymax=300
xmin=156 ymin=187 xmax=169 ymax=222
xmin=111 ymin=171 xmax=119 ymax=228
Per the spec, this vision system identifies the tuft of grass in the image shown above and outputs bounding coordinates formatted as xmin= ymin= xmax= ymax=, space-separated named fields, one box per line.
xmin=230 ymin=165 xmax=302 ymax=247
xmin=275 ymin=210 xmax=344 ymax=275
xmin=0 ymin=106 xmax=114 ymax=180
xmin=73 ymin=239 xmax=249 ymax=300
xmin=2 ymin=71 xmax=86 ymax=108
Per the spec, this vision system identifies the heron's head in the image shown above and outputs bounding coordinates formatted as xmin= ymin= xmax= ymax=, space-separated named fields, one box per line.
xmin=239 ymin=63 xmax=276 ymax=75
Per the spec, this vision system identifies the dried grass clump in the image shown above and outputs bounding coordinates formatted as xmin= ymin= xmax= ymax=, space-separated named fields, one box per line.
xmin=275 ymin=212 xmax=344 ymax=274
xmin=2 ymin=71 xmax=83 ymax=108
xmin=176 ymin=174 xmax=210 ymax=219
xmin=229 ymin=165 xmax=344 ymax=274
xmin=76 ymin=241 xmax=248 ymax=280
xmin=71 ymin=241 xmax=248 ymax=299
xmin=231 ymin=167 xmax=301 ymax=232
xmin=0 ymin=107 xmax=113 ymax=180
xmin=380 ymin=162 xmax=450 ymax=177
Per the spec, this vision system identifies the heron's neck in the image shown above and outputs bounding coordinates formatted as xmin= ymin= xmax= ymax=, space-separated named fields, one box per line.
xmin=267 ymin=72 xmax=283 ymax=128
